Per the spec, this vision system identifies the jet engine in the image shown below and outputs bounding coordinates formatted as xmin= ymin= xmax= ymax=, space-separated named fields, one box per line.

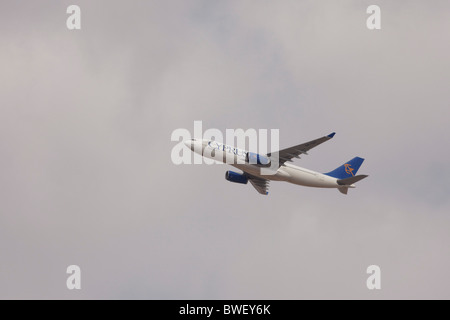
xmin=245 ymin=152 xmax=271 ymax=166
xmin=225 ymin=171 xmax=248 ymax=184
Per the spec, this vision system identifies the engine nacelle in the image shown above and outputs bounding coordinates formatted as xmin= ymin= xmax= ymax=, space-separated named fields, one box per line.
xmin=246 ymin=152 xmax=271 ymax=166
xmin=225 ymin=171 xmax=248 ymax=184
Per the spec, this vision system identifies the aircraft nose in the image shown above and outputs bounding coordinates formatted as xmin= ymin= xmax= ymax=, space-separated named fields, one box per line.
xmin=183 ymin=139 xmax=192 ymax=149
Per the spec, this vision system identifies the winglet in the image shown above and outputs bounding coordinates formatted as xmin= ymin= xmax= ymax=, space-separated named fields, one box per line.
xmin=327 ymin=132 xmax=336 ymax=138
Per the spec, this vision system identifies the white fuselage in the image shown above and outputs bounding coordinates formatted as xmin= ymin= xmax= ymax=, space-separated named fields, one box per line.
xmin=187 ymin=139 xmax=346 ymax=189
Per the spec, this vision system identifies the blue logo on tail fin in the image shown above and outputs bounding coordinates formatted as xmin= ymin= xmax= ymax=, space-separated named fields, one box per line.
xmin=324 ymin=157 xmax=365 ymax=179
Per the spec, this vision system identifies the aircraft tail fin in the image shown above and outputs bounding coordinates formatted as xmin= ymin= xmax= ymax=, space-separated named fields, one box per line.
xmin=324 ymin=157 xmax=365 ymax=179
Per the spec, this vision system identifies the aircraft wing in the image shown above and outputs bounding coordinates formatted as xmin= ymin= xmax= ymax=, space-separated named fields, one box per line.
xmin=268 ymin=132 xmax=336 ymax=167
xmin=245 ymin=173 xmax=269 ymax=195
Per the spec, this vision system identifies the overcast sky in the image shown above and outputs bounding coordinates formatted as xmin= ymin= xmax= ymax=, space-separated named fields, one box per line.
xmin=1 ymin=0 xmax=449 ymax=299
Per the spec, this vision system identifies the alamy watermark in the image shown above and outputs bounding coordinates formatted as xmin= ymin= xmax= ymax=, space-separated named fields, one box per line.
xmin=66 ymin=5 xmax=381 ymax=32
xmin=366 ymin=265 xmax=381 ymax=290
xmin=66 ymin=265 xmax=81 ymax=290
xmin=367 ymin=5 xmax=381 ymax=30
xmin=170 ymin=121 xmax=280 ymax=175
xmin=66 ymin=5 xmax=81 ymax=30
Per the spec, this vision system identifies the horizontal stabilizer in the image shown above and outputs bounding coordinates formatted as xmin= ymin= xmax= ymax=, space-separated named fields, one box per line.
xmin=337 ymin=175 xmax=368 ymax=186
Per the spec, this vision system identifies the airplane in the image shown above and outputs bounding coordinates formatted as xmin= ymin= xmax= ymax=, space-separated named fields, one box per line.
xmin=184 ymin=132 xmax=368 ymax=195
